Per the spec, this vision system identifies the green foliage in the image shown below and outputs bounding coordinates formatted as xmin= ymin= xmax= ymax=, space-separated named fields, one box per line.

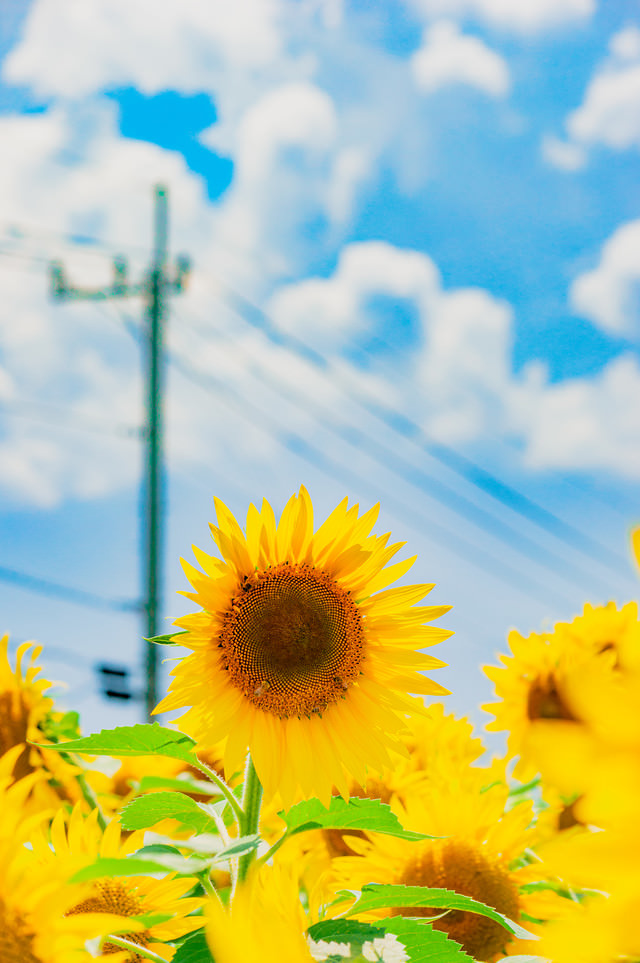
xmin=307 ymin=919 xmax=382 ymax=944
xmin=308 ymin=917 xmax=474 ymax=963
xmin=172 ymin=931 xmax=213 ymax=963
xmin=70 ymin=853 xmax=212 ymax=881
xmin=282 ymin=796 xmax=430 ymax=841
xmin=138 ymin=775 xmax=222 ymax=795
xmin=147 ymin=631 xmax=189 ymax=645
xmin=342 ymin=884 xmax=535 ymax=940
xmin=121 ymin=791 xmax=221 ymax=834
xmin=39 ymin=709 xmax=82 ymax=742
xmin=34 ymin=723 xmax=198 ymax=765
xmin=374 ymin=918 xmax=474 ymax=963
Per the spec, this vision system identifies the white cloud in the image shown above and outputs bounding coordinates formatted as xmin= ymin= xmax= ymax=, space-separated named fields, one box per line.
xmin=403 ymin=0 xmax=594 ymax=34
xmin=546 ymin=26 xmax=640 ymax=163
xmin=268 ymin=241 xmax=440 ymax=352
xmin=0 ymin=97 xmax=376 ymax=506
xmin=3 ymin=0 xmax=286 ymax=99
xmin=204 ymin=82 xmax=372 ymax=287
xmin=510 ymin=355 xmax=640 ymax=477
xmin=570 ymin=219 xmax=640 ymax=337
xmin=270 ymin=242 xmax=514 ymax=443
xmin=411 ymin=21 xmax=510 ymax=97
xmin=268 ymin=241 xmax=640 ymax=474
xmin=541 ymin=134 xmax=586 ymax=171
xmin=608 ymin=25 xmax=640 ymax=62
xmin=568 ymin=63 xmax=640 ymax=151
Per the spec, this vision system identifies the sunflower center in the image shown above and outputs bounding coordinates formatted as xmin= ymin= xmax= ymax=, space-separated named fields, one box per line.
xmin=67 ymin=881 xmax=149 ymax=959
xmin=218 ymin=563 xmax=365 ymax=718
xmin=394 ymin=839 xmax=520 ymax=962
xmin=0 ymin=899 xmax=41 ymax=963
xmin=527 ymin=676 xmax=577 ymax=721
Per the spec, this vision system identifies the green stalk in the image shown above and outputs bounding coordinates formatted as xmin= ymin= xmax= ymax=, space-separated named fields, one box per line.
xmin=190 ymin=753 xmax=244 ymax=825
xmin=75 ymin=768 xmax=108 ymax=831
xmin=237 ymin=753 xmax=263 ymax=884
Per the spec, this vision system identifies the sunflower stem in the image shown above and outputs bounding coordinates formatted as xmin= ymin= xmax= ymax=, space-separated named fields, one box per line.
xmin=76 ymin=771 xmax=108 ymax=831
xmin=190 ymin=753 xmax=244 ymax=825
xmin=101 ymin=935 xmax=167 ymax=962
xmin=200 ymin=871 xmax=224 ymax=907
xmin=237 ymin=753 xmax=263 ymax=884
xmin=254 ymin=832 xmax=288 ymax=869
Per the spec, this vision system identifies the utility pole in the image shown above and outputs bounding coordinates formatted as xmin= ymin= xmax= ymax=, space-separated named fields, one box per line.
xmin=50 ymin=185 xmax=190 ymax=720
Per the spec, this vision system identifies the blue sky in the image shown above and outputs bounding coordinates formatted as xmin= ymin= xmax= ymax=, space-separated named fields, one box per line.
xmin=0 ymin=0 xmax=639 ymax=736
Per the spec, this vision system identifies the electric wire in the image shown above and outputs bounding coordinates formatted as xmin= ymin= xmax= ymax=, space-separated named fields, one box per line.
xmin=167 ymin=343 xmax=576 ymax=611
xmin=0 ymin=398 xmax=143 ymax=440
xmin=0 ymin=565 xmax=141 ymax=613
xmin=213 ymin=281 xmax=626 ymax=572
xmin=339 ymin=317 xmax=635 ymax=522
xmin=172 ymin=308 xmax=623 ymax=599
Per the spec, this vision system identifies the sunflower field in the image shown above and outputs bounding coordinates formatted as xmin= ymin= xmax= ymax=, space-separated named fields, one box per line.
xmin=2 ymin=488 xmax=640 ymax=963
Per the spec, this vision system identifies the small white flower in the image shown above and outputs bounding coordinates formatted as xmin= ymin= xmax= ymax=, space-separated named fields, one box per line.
xmin=308 ymin=937 xmax=352 ymax=960
xmin=361 ymin=933 xmax=409 ymax=963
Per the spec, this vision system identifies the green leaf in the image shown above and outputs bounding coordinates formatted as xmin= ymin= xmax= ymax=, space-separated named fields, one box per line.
xmin=147 ymin=631 xmax=189 ymax=645
xmin=70 ymin=853 xmax=211 ymax=882
xmin=282 ymin=796 xmax=430 ymax=841
xmin=373 ymin=917 xmax=474 ymax=963
xmin=39 ymin=710 xmax=82 ymax=742
xmin=212 ymin=835 xmax=260 ymax=862
xmin=344 ymin=885 xmax=536 ymax=941
xmin=121 ymin=792 xmax=220 ymax=834
xmin=509 ymin=778 xmax=541 ymax=797
xmin=34 ymin=724 xmax=198 ymax=765
xmin=308 ymin=918 xmax=473 ymax=963
xmin=138 ymin=775 xmax=222 ymax=796
xmin=307 ymin=919 xmax=381 ymax=944
xmin=173 ymin=931 xmax=213 ymax=963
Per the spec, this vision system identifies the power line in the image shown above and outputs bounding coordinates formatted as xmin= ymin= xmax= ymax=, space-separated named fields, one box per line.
xmin=214 ymin=282 xmax=627 ymax=574
xmin=0 ymin=398 xmax=143 ymax=440
xmin=0 ymin=220 xmax=149 ymax=258
xmin=172 ymin=308 xmax=621 ymax=598
xmin=0 ymin=564 xmax=141 ymax=613
xmin=168 ymin=344 xmax=575 ymax=611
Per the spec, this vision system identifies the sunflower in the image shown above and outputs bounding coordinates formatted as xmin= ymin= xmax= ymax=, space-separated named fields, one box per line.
xmin=482 ymin=606 xmax=633 ymax=780
xmin=280 ymin=704 xmax=486 ymax=907
xmin=155 ymin=488 xmax=451 ymax=806
xmin=31 ymin=805 xmax=204 ymax=961
xmin=536 ymin=823 xmax=640 ymax=963
xmin=0 ymin=767 xmax=121 ymax=963
xmin=525 ymin=660 xmax=640 ymax=826
xmin=206 ymin=864 xmax=311 ymax=963
xmin=0 ymin=633 xmax=81 ymax=811
xmin=326 ymin=762 xmax=562 ymax=963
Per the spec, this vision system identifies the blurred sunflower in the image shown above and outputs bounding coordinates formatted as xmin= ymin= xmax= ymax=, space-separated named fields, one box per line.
xmin=206 ymin=863 xmax=311 ymax=963
xmin=525 ymin=660 xmax=640 ymax=826
xmin=156 ymin=487 xmax=451 ymax=806
xmin=0 ymin=633 xmax=81 ymax=809
xmin=482 ymin=608 xmax=631 ymax=780
xmin=0 ymin=764 xmax=117 ymax=962
xmin=536 ymin=823 xmax=640 ymax=963
xmin=328 ymin=762 xmax=561 ymax=962
xmin=555 ymin=601 xmax=640 ymax=672
xmin=31 ymin=805 xmax=204 ymax=961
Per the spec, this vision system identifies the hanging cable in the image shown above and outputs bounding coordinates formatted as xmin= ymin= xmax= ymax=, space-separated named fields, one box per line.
xmin=168 ymin=344 xmax=577 ymax=611
xmin=212 ymin=281 xmax=627 ymax=572
xmin=171 ymin=307 xmax=624 ymax=599
xmin=0 ymin=565 xmax=141 ymax=613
